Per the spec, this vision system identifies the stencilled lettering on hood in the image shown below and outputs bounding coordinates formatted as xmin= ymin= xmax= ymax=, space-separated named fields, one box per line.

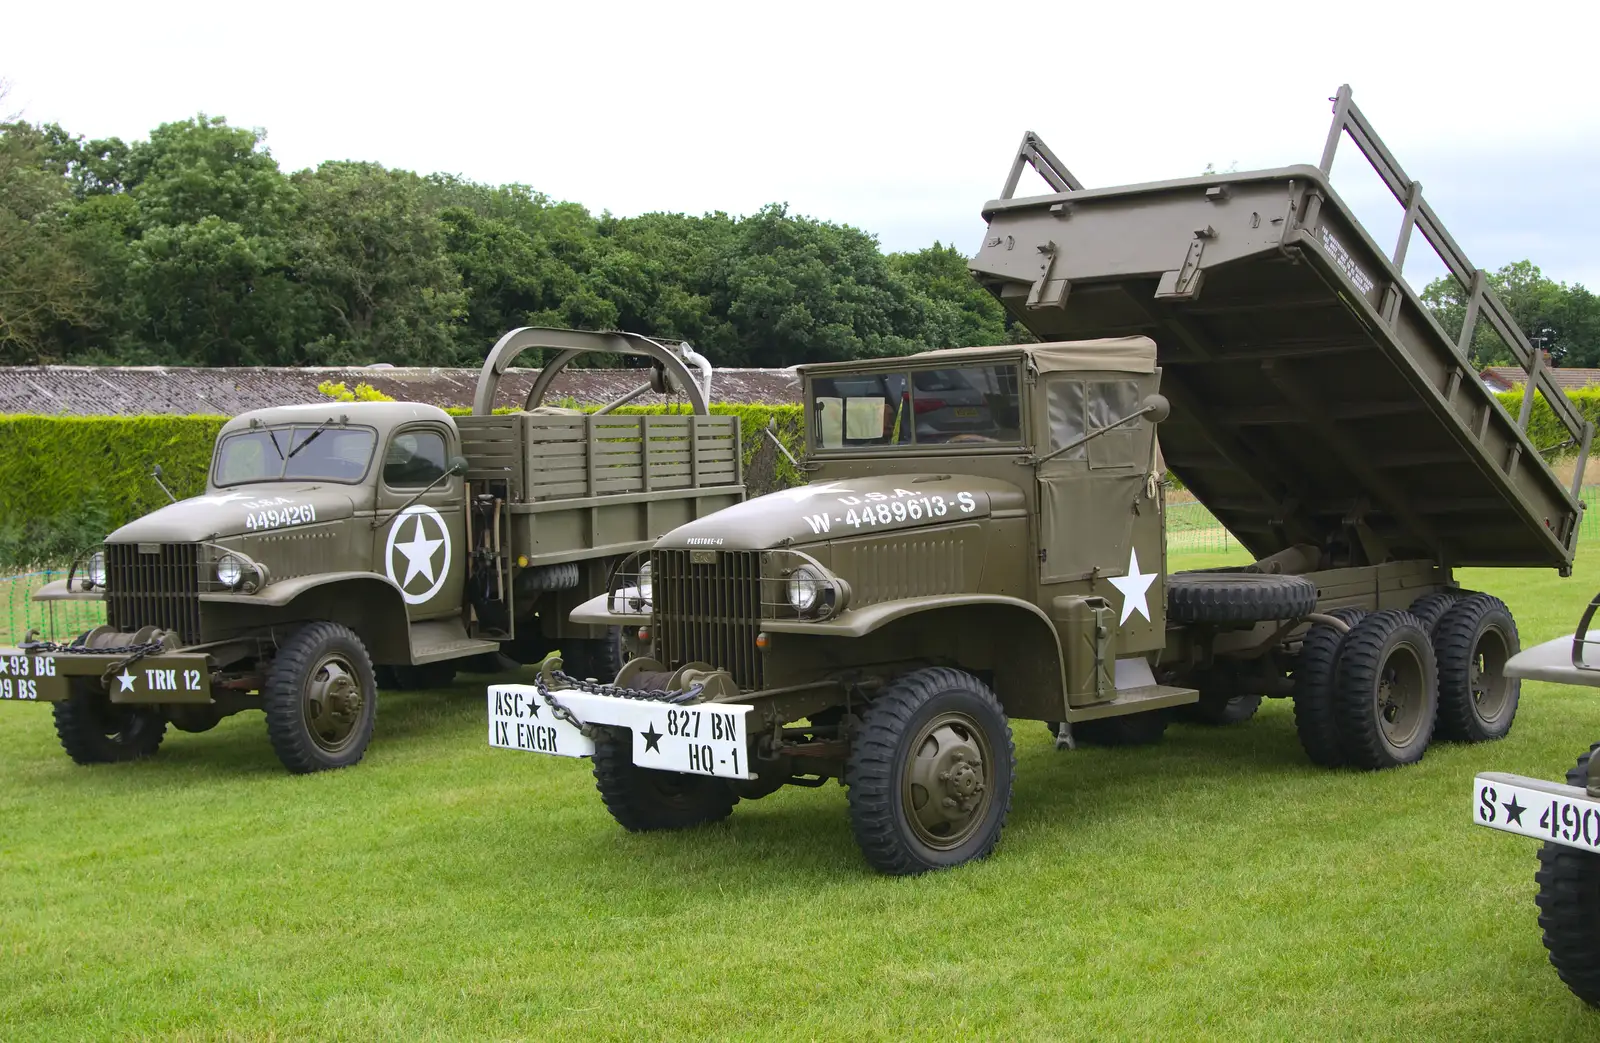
xmin=799 ymin=487 xmax=979 ymax=535
xmin=685 ymin=537 xmax=725 ymax=546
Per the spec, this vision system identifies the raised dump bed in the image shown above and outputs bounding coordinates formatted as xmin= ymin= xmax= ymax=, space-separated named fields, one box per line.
xmin=968 ymin=86 xmax=1590 ymax=572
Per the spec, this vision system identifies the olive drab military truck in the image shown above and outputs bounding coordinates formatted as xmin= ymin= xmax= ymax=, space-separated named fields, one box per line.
xmin=486 ymin=85 xmax=1591 ymax=875
xmin=1473 ymin=605 xmax=1600 ymax=1008
xmin=0 ymin=328 xmax=743 ymax=774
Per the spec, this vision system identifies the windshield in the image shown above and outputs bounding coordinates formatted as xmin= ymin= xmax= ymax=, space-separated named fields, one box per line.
xmin=213 ymin=425 xmax=377 ymax=486
xmin=809 ymin=363 xmax=1021 ymax=451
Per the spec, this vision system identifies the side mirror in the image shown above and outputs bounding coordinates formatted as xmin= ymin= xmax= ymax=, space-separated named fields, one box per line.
xmin=449 ymin=456 xmax=470 ymax=476
xmin=152 ymin=463 xmax=165 ymax=479
xmin=1141 ymin=393 xmax=1171 ymax=424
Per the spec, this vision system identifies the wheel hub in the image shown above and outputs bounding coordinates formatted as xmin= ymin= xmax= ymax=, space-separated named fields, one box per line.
xmin=904 ymin=712 xmax=994 ymax=849
xmin=306 ymin=656 xmax=362 ymax=751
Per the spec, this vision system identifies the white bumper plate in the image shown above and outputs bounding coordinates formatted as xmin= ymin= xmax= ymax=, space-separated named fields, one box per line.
xmin=487 ymin=684 xmax=756 ymax=780
xmin=1473 ymin=772 xmax=1600 ymax=854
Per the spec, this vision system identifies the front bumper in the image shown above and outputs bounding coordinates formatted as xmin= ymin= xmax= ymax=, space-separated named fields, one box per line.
xmin=1473 ymin=771 xmax=1600 ymax=855
xmin=0 ymin=647 xmax=213 ymax=704
xmin=487 ymin=682 xmax=756 ymax=780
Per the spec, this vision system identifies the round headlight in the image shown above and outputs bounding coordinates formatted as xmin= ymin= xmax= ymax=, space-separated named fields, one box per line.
xmin=216 ymin=554 xmax=245 ymax=589
xmin=85 ymin=551 xmax=107 ymax=588
xmin=788 ymin=565 xmax=824 ymax=614
xmin=637 ymin=560 xmax=653 ymax=600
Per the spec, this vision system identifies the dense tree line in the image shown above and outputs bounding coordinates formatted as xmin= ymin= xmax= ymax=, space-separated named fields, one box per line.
xmin=5 ymin=110 xmax=1598 ymax=371
xmin=0 ymin=113 xmax=1019 ymax=368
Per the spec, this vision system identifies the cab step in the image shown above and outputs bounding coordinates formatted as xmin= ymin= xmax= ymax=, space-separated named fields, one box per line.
xmin=1066 ymin=684 xmax=1199 ymax=722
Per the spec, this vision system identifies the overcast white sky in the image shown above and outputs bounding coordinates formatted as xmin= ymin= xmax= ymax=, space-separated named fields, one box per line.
xmin=5 ymin=0 xmax=1599 ymax=292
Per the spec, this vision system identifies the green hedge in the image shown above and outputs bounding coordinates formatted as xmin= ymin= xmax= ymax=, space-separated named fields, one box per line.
xmin=0 ymin=406 xmax=805 ymax=568
xmin=1494 ymin=386 xmax=1600 ymax=454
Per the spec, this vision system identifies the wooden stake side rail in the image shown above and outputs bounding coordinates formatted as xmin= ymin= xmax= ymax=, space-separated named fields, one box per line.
xmin=456 ymin=413 xmax=740 ymax=503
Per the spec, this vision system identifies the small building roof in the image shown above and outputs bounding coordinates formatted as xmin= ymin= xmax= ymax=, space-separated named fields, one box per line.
xmin=1480 ymin=366 xmax=1600 ymax=394
xmin=0 ymin=364 xmax=802 ymax=417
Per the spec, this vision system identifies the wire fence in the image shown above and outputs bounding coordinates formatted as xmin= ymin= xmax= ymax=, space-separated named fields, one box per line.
xmin=6 ymin=485 xmax=1600 ymax=644
xmin=2 ymin=569 xmax=108 ymax=646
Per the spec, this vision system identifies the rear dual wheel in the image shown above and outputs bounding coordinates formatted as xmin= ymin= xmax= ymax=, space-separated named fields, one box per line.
xmin=1333 ymin=610 xmax=1437 ymax=770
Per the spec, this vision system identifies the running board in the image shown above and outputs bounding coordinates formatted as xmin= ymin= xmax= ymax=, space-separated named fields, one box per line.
xmin=410 ymin=620 xmax=500 ymax=665
xmin=1065 ymin=684 xmax=1198 ymax=723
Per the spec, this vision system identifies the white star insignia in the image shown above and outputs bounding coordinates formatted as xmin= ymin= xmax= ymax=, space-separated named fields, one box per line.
xmin=192 ymin=492 xmax=251 ymax=507
xmin=117 ymin=669 xmax=136 ymax=693
xmin=393 ymin=514 xmax=444 ymax=589
xmin=1108 ymin=547 xmax=1158 ymax=625
xmin=773 ymin=481 xmax=854 ymax=503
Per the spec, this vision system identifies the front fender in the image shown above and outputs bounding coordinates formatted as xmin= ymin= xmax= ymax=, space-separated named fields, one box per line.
xmin=767 ymin=596 xmax=1069 ymax=721
xmin=202 ymin=572 xmax=413 ymax=664
xmin=200 ymin=571 xmax=407 ymax=608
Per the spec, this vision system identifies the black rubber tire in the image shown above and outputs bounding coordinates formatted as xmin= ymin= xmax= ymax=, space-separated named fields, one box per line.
xmin=263 ymin=621 xmax=378 ymax=774
xmin=1333 ymin=610 xmax=1438 ymax=770
xmin=1433 ymin=593 xmax=1520 ymax=743
xmin=384 ymin=662 xmax=458 ymax=690
xmin=1292 ymin=607 xmax=1367 ymax=767
xmin=562 ymin=628 xmax=624 ymax=683
xmin=1167 ymin=572 xmax=1318 ymax=624
xmin=592 ymin=727 xmax=738 ymax=831
xmin=1534 ymin=744 xmax=1600 ymax=1008
xmin=1407 ymin=591 xmax=1460 ymax=634
xmin=1179 ymin=692 xmax=1263 ymax=726
xmin=518 ymin=562 xmax=580 ymax=593
xmin=1074 ymin=709 xmax=1169 ymax=747
xmin=51 ymin=678 xmax=166 ymax=764
xmin=846 ymin=667 xmax=1015 ymax=875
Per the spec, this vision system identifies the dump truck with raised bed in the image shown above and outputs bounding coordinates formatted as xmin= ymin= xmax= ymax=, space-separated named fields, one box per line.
xmin=485 ymin=86 xmax=1591 ymax=874
xmin=0 ymin=328 xmax=743 ymax=773
xmin=1473 ymin=604 xmax=1600 ymax=1008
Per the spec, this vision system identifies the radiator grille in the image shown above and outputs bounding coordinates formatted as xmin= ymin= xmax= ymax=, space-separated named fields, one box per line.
xmin=653 ymin=549 xmax=764 ymax=691
xmin=105 ymin=543 xmax=202 ymax=644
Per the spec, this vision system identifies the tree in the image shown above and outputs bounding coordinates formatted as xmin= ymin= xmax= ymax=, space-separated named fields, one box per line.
xmin=0 ymin=119 xmax=96 ymax=362
xmin=290 ymin=162 xmax=464 ymax=365
xmin=888 ymin=242 xmax=1013 ymax=348
xmin=1422 ymin=261 xmax=1600 ymax=368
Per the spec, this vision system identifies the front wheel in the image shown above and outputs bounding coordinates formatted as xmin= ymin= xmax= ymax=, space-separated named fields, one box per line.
xmin=52 ymin=679 xmax=166 ymax=764
xmin=846 ymin=667 xmax=1015 ymax=875
xmin=1534 ymin=744 xmax=1600 ymax=1008
xmin=263 ymin=622 xmax=378 ymax=774
xmin=592 ymin=728 xmax=738 ymax=831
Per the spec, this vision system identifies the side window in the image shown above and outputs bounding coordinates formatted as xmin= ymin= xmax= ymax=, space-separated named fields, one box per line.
xmin=1086 ymin=380 xmax=1145 ymax=470
xmin=384 ymin=429 xmax=448 ymax=488
xmin=1044 ymin=379 xmax=1087 ymax=461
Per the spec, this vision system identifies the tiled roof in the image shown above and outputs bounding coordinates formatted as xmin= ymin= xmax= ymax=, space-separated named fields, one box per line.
xmin=1480 ymin=366 xmax=1600 ymax=393
xmin=0 ymin=365 xmax=802 ymax=416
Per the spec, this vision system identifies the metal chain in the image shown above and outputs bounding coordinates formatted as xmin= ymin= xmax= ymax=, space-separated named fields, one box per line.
xmin=548 ymin=669 xmax=703 ymax=705
xmin=19 ymin=639 xmax=165 ymax=657
xmin=530 ymin=669 xmax=704 ymax=741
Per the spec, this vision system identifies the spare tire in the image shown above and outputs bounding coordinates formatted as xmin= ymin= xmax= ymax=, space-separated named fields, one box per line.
xmin=1166 ymin=572 xmax=1318 ymax=624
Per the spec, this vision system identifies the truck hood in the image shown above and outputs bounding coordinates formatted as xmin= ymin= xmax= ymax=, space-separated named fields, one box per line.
xmin=658 ymin=474 xmax=1018 ymax=551
xmin=106 ymin=485 xmax=356 ymax=544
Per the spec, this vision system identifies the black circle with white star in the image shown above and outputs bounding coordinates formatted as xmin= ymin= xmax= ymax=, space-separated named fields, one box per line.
xmin=383 ymin=505 xmax=452 ymax=605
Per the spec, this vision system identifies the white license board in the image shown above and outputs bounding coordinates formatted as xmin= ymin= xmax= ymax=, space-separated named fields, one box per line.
xmin=1473 ymin=772 xmax=1600 ymax=854
xmin=487 ymin=684 xmax=756 ymax=780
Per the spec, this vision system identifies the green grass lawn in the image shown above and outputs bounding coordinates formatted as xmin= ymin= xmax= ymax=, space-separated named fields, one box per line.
xmin=4 ymin=545 xmax=1600 ymax=1040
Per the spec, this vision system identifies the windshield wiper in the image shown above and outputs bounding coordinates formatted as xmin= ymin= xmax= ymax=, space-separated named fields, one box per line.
xmin=266 ymin=429 xmax=285 ymax=460
xmin=287 ymin=419 xmax=335 ymax=460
